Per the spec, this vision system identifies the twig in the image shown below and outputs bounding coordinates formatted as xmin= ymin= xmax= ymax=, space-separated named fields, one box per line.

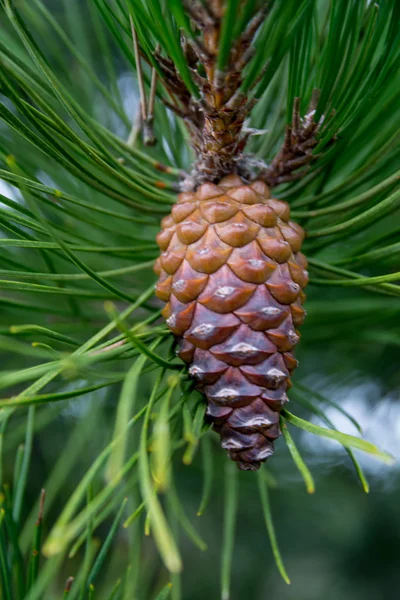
xmin=148 ymin=63 xmax=158 ymax=120
xmin=162 ymin=100 xmax=190 ymax=119
xmin=292 ymin=97 xmax=301 ymax=135
xmin=260 ymin=92 xmax=328 ymax=188
xmin=129 ymin=16 xmax=157 ymax=146
xmin=36 ymin=489 xmax=46 ymax=525
xmin=234 ymin=6 xmax=267 ymax=63
xmin=126 ymin=108 xmax=142 ymax=148
xmin=64 ymin=577 xmax=74 ymax=594
xmin=273 ymin=169 xmax=311 ymax=185
xmin=187 ymin=36 xmax=212 ymax=64
xmin=235 ymin=45 xmax=256 ymax=71
xmin=182 ymin=36 xmax=199 ymax=68
xmin=143 ymin=62 xmax=158 ymax=146
xmin=249 ymin=59 xmax=270 ymax=92
xmin=240 ymin=6 xmax=268 ymax=46
xmin=130 ymin=15 xmax=147 ymax=123
xmin=91 ymin=339 xmax=126 ymax=356
xmin=182 ymin=0 xmax=216 ymax=28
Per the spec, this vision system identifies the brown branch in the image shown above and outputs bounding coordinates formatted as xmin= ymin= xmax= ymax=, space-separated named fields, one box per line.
xmin=91 ymin=339 xmax=126 ymax=356
xmin=273 ymin=169 xmax=311 ymax=185
xmin=260 ymin=94 xmax=326 ymax=188
xmin=130 ymin=16 xmax=147 ymax=123
xmin=292 ymin=97 xmax=301 ymax=134
xmin=234 ymin=6 xmax=267 ymax=57
xmin=147 ymin=63 xmax=158 ymax=118
xmin=189 ymin=68 xmax=209 ymax=91
xmin=225 ymin=89 xmax=246 ymax=110
xmin=36 ymin=489 xmax=46 ymax=526
xmin=162 ymin=100 xmax=190 ymax=119
xmin=235 ymin=46 xmax=256 ymax=71
xmin=182 ymin=36 xmax=199 ymax=68
xmin=186 ymin=36 xmax=212 ymax=64
xmin=129 ymin=17 xmax=157 ymax=146
xmin=182 ymin=0 xmax=216 ymax=28
xmin=285 ymin=153 xmax=319 ymax=169
xmin=126 ymin=108 xmax=142 ymax=149
xmin=64 ymin=577 xmax=74 ymax=593
xmin=143 ymin=61 xmax=158 ymax=146
xmin=135 ymin=1 xmax=273 ymax=187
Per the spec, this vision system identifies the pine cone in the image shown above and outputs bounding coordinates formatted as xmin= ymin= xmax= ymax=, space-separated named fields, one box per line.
xmin=155 ymin=175 xmax=308 ymax=471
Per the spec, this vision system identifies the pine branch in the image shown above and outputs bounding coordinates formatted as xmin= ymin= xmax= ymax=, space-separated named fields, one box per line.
xmin=261 ymin=96 xmax=324 ymax=188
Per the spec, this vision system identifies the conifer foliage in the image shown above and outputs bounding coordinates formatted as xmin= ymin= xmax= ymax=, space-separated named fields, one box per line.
xmin=0 ymin=0 xmax=398 ymax=596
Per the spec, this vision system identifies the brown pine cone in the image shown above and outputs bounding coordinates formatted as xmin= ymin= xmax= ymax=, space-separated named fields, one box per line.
xmin=154 ymin=175 xmax=308 ymax=471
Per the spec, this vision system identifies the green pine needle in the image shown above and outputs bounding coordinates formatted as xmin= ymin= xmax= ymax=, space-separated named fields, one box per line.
xmin=257 ymin=470 xmax=291 ymax=585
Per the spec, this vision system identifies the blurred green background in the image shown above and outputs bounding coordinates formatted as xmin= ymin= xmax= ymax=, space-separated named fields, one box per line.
xmin=6 ymin=386 xmax=400 ymax=599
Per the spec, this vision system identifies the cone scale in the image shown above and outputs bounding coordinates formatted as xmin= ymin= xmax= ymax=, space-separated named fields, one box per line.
xmin=155 ymin=175 xmax=308 ymax=470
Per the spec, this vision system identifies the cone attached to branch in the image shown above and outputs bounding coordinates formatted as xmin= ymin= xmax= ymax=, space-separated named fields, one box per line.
xmin=148 ymin=1 xmax=318 ymax=469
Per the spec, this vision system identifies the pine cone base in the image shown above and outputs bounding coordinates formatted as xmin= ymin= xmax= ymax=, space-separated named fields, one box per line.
xmin=155 ymin=175 xmax=308 ymax=470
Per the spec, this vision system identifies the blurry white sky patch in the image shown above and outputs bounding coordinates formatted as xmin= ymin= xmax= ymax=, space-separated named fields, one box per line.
xmin=101 ymin=73 xmax=138 ymax=139
xmin=0 ymin=179 xmax=18 ymax=204
xmin=60 ymin=384 xmax=110 ymax=419
xmin=107 ymin=73 xmax=185 ymax=167
xmin=301 ymin=379 xmax=400 ymax=478
xmin=119 ymin=73 xmax=137 ymax=123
